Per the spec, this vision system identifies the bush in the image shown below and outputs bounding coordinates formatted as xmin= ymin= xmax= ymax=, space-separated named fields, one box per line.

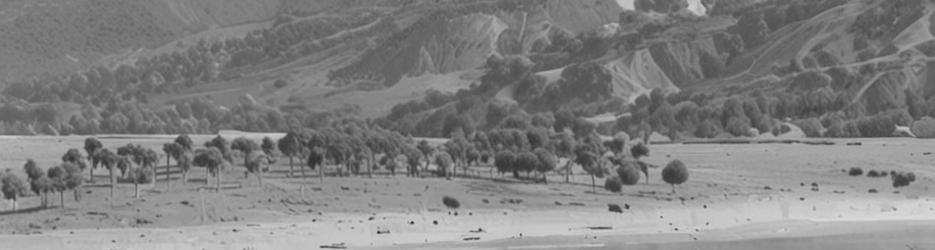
xmin=630 ymin=143 xmax=649 ymax=159
xmin=273 ymin=79 xmax=288 ymax=88
xmin=608 ymin=203 xmax=623 ymax=213
xmin=662 ymin=160 xmax=689 ymax=192
xmin=866 ymin=170 xmax=880 ymax=177
xmin=604 ymin=176 xmax=623 ymax=193
xmin=616 ymin=162 xmax=642 ymax=185
xmin=442 ymin=196 xmax=460 ymax=209
xmin=848 ymin=167 xmax=863 ymax=176
xmin=891 ymin=172 xmax=916 ymax=188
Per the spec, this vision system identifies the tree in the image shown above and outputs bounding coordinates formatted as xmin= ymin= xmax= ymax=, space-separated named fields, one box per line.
xmin=514 ymin=151 xmax=540 ymax=179
xmin=533 ymin=148 xmax=557 ymax=183
xmin=307 ymin=147 xmax=325 ymax=183
xmin=130 ymin=166 xmax=153 ymax=198
xmin=231 ymin=137 xmax=260 ymax=166
xmin=95 ymin=149 xmax=119 ymax=202
xmin=575 ymin=145 xmax=605 ymax=193
xmin=84 ymin=138 xmax=103 ymax=182
xmin=1 ymin=173 xmax=28 ymax=211
xmin=24 ymin=159 xmax=43 ymax=182
xmin=494 ymin=151 xmax=516 ymax=176
xmin=630 ymin=143 xmax=649 ymax=159
xmin=662 ymin=160 xmax=689 ymax=193
xmin=205 ymin=135 xmax=233 ymax=162
xmin=47 ymin=166 xmax=68 ymax=208
xmin=434 ymin=151 xmax=453 ymax=178
xmin=616 ymin=161 xmax=642 ymax=186
xmin=194 ymin=148 xmax=225 ymax=192
xmin=604 ymin=132 xmax=629 ymax=156
xmin=31 ymin=175 xmax=53 ymax=208
xmin=62 ymin=163 xmax=84 ymax=202
xmin=174 ymin=134 xmax=194 ymax=151
xmin=261 ymin=136 xmax=277 ymax=156
xmin=162 ymin=142 xmax=184 ymax=190
xmin=417 ymin=140 xmax=435 ymax=173
xmin=629 ymin=143 xmax=650 ymax=182
xmin=404 ymin=147 xmax=423 ymax=177
xmin=604 ymin=176 xmax=622 ymax=193
xmin=278 ymin=131 xmax=308 ymax=177
xmin=178 ymin=151 xmax=193 ymax=185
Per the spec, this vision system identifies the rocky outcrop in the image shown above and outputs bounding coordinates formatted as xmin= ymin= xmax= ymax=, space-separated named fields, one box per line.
xmin=420 ymin=14 xmax=508 ymax=75
xmin=605 ymin=49 xmax=680 ymax=102
xmin=648 ymin=36 xmax=722 ymax=87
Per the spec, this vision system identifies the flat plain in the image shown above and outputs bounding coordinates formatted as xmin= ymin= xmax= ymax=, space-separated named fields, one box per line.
xmin=1 ymin=135 xmax=935 ymax=249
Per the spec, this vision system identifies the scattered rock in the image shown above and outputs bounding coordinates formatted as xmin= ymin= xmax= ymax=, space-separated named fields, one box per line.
xmin=868 ymin=189 xmax=878 ymax=193
xmin=481 ymin=198 xmax=489 ymax=204
xmin=433 ymin=220 xmax=438 ymax=225
xmin=763 ymin=186 xmax=772 ymax=190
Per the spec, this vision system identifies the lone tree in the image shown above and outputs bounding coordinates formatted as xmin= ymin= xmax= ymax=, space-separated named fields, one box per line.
xmin=534 ymin=148 xmax=557 ymax=183
xmin=130 ymin=166 xmax=154 ymax=198
xmin=1 ymin=173 xmax=28 ymax=211
xmin=84 ymin=138 xmax=103 ymax=183
xmin=616 ymin=161 xmax=642 ymax=186
xmin=662 ymin=160 xmax=689 ymax=193
xmin=174 ymin=134 xmax=194 ymax=151
xmin=194 ymin=148 xmax=226 ymax=192
xmin=231 ymin=137 xmax=260 ymax=166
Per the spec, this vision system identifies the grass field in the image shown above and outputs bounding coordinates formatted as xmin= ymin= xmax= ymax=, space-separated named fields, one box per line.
xmin=1 ymin=136 xmax=935 ymax=249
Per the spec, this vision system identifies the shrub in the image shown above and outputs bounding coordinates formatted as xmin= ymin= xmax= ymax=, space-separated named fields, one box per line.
xmin=866 ymin=170 xmax=880 ymax=177
xmin=891 ymin=172 xmax=916 ymax=188
xmin=604 ymin=176 xmax=623 ymax=193
xmin=616 ymin=162 xmax=642 ymax=186
xmin=848 ymin=167 xmax=863 ymax=176
xmin=273 ymin=79 xmax=288 ymax=88
xmin=662 ymin=160 xmax=689 ymax=193
xmin=608 ymin=203 xmax=623 ymax=213
xmin=630 ymin=143 xmax=649 ymax=159
xmin=442 ymin=196 xmax=460 ymax=209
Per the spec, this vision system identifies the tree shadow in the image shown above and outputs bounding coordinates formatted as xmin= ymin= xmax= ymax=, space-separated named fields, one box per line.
xmin=0 ymin=206 xmax=50 ymax=216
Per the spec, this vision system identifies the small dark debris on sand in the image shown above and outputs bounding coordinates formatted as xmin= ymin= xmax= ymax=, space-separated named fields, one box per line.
xmin=868 ymin=189 xmax=878 ymax=193
xmin=469 ymin=227 xmax=485 ymax=233
xmin=846 ymin=142 xmax=862 ymax=146
xmin=463 ymin=236 xmax=481 ymax=241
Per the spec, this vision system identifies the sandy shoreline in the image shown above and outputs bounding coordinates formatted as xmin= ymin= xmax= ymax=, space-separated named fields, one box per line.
xmin=3 ymin=195 xmax=935 ymax=250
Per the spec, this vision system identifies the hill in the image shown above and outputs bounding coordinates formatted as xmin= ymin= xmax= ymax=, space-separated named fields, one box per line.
xmin=2 ymin=0 xmax=935 ymax=141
